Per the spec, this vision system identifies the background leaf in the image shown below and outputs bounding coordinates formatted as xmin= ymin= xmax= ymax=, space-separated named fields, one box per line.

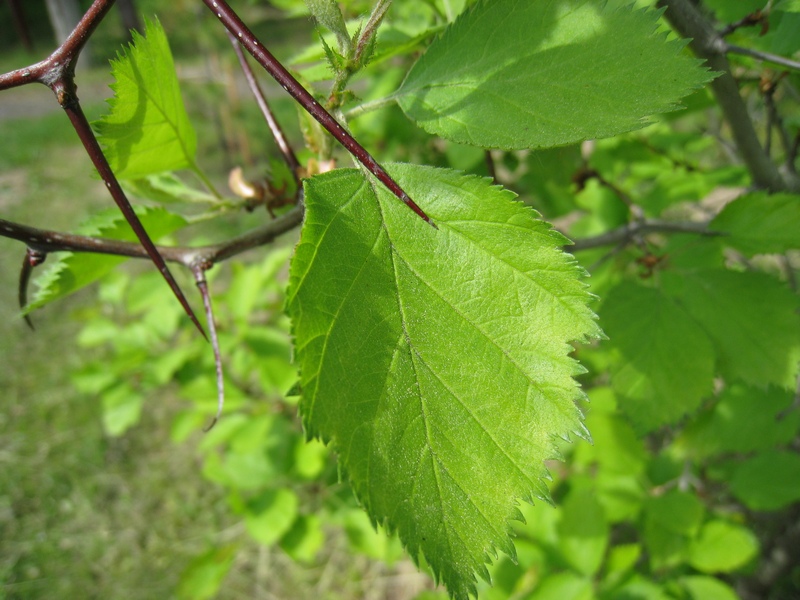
xmin=396 ymin=0 xmax=713 ymax=149
xmin=711 ymin=192 xmax=800 ymax=256
xmin=94 ymin=18 xmax=197 ymax=180
xmin=688 ymin=520 xmax=759 ymax=573
xmin=287 ymin=164 xmax=600 ymax=598
xmin=729 ymin=450 xmax=800 ymax=511
xmin=600 ymin=281 xmax=715 ymax=432
xmin=670 ymin=269 xmax=800 ymax=389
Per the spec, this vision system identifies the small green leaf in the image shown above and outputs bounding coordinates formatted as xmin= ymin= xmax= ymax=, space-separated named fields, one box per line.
xmin=679 ymin=576 xmax=739 ymax=600
xmin=306 ymin=0 xmax=350 ymax=50
xmin=280 ymin=514 xmax=325 ymax=562
xmin=94 ymin=18 xmax=197 ymax=180
xmin=287 ymin=164 xmax=600 ymax=599
xmin=396 ymin=0 xmax=713 ymax=149
xmin=729 ymin=450 xmax=800 ymax=511
xmin=688 ymin=520 xmax=759 ymax=573
xmin=102 ymin=382 xmax=144 ymax=436
xmin=177 ymin=546 xmax=236 ymax=600
xmin=244 ymin=489 xmax=300 ymax=546
xmin=711 ymin=192 xmax=800 ymax=256
xmin=528 ymin=572 xmax=594 ymax=600
xmin=26 ymin=206 xmax=187 ymax=313
xmin=601 ymin=281 xmax=715 ymax=432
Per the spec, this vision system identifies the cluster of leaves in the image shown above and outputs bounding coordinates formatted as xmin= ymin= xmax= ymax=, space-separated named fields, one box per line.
xmin=10 ymin=0 xmax=800 ymax=599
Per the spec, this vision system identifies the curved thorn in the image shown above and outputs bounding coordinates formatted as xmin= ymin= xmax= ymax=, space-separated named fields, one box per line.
xmin=19 ymin=248 xmax=45 ymax=331
xmin=58 ymin=92 xmax=208 ymax=340
xmin=194 ymin=265 xmax=225 ymax=431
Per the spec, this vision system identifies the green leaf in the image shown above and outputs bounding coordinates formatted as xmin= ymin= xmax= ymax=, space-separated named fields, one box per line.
xmin=671 ymin=269 xmax=800 ymax=389
xmin=677 ymin=384 xmax=800 ymax=458
xmin=729 ymin=450 xmax=800 ymax=511
xmin=529 ymin=572 xmax=594 ymax=600
xmin=679 ymin=576 xmax=739 ymax=600
xmin=688 ymin=520 xmax=759 ymax=573
xmin=776 ymin=0 xmax=800 ymax=12
xmin=558 ymin=487 xmax=609 ymax=576
xmin=244 ymin=489 xmax=300 ymax=546
xmin=176 ymin=545 xmax=236 ymax=600
xmin=711 ymin=192 xmax=800 ymax=256
xmin=643 ymin=490 xmax=704 ymax=569
xmin=94 ymin=18 xmax=197 ymax=180
xmin=26 ymin=206 xmax=187 ymax=313
xmin=600 ymin=281 xmax=715 ymax=432
xmin=395 ymin=0 xmax=713 ymax=149
xmin=102 ymin=382 xmax=144 ymax=436
xmin=287 ymin=164 xmax=601 ymax=599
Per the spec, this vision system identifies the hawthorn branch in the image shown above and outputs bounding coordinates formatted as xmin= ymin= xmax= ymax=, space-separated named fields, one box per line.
xmin=727 ymin=45 xmax=800 ymax=72
xmin=1 ymin=204 xmax=303 ymax=268
xmin=0 ymin=0 xmax=208 ymax=339
xmin=656 ymin=0 xmax=800 ymax=193
xmin=568 ymin=219 xmax=722 ymax=252
xmin=201 ymin=0 xmax=434 ymax=226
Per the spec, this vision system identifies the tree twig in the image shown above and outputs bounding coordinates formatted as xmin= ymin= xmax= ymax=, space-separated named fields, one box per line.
xmin=226 ymin=29 xmax=301 ymax=180
xmin=727 ymin=44 xmax=800 ymax=72
xmin=657 ymin=0 xmax=800 ymax=193
xmin=0 ymin=0 xmax=208 ymax=339
xmin=1 ymin=204 xmax=304 ymax=269
xmin=568 ymin=219 xmax=721 ymax=252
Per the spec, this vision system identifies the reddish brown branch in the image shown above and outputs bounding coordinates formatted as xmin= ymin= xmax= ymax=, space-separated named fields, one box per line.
xmin=0 ymin=0 xmax=210 ymax=339
xmin=202 ymin=0 xmax=434 ymax=226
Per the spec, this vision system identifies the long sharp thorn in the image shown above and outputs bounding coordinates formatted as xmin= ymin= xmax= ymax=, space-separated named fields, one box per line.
xmin=18 ymin=248 xmax=44 ymax=331
xmin=59 ymin=92 xmax=208 ymax=340
xmin=202 ymin=0 xmax=435 ymax=227
xmin=194 ymin=267 xmax=225 ymax=431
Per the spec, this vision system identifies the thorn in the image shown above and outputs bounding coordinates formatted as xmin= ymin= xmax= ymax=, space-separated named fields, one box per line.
xmin=19 ymin=248 xmax=46 ymax=331
xmin=194 ymin=265 xmax=225 ymax=431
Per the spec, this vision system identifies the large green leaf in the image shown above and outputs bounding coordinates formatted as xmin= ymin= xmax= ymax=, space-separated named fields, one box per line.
xmin=601 ymin=281 xmax=715 ymax=432
xmin=26 ymin=207 xmax=187 ymax=313
xmin=94 ymin=18 xmax=197 ymax=180
xmin=287 ymin=164 xmax=600 ymax=598
xmin=395 ymin=0 xmax=713 ymax=149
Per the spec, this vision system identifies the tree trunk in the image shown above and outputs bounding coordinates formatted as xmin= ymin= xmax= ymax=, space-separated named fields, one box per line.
xmin=116 ymin=0 xmax=142 ymax=40
xmin=6 ymin=0 xmax=34 ymax=52
xmin=44 ymin=0 xmax=91 ymax=67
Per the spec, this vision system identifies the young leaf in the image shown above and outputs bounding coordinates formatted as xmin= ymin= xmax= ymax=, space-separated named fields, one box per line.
xmin=94 ymin=18 xmax=198 ymax=180
xmin=688 ymin=520 xmax=759 ymax=573
xmin=287 ymin=164 xmax=601 ymax=599
xmin=25 ymin=207 xmax=187 ymax=313
xmin=600 ymin=281 xmax=715 ymax=432
xmin=395 ymin=0 xmax=714 ymax=149
xmin=710 ymin=192 xmax=800 ymax=256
